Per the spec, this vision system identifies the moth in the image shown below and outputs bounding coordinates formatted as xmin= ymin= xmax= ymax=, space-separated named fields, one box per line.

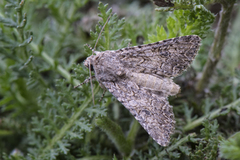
xmin=83 ymin=35 xmax=201 ymax=146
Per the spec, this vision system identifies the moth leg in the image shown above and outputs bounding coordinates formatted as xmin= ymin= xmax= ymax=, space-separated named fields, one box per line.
xmin=99 ymin=89 xmax=107 ymax=102
xmin=74 ymin=76 xmax=96 ymax=88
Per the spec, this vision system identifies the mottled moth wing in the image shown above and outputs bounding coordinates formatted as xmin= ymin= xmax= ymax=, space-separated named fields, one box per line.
xmin=116 ymin=35 xmax=201 ymax=78
xmin=84 ymin=35 xmax=201 ymax=146
xmin=102 ymin=80 xmax=175 ymax=146
xmin=153 ymin=0 xmax=174 ymax=7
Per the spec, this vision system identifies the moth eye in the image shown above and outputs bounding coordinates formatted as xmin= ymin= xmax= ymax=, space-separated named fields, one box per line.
xmin=85 ymin=61 xmax=94 ymax=71
xmin=90 ymin=64 xmax=94 ymax=71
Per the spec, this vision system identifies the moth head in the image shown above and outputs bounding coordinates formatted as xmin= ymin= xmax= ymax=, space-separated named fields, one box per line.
xmin=84 ymin=56 xmax=94 ymax=71
xmin=84 ymin=51 xmax=102 ymax=71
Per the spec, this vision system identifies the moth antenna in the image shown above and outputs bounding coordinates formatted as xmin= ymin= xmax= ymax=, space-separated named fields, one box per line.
xmin=127 ymin=42 xmax=131 ymax=48
xmin=92 ymin=13 xmax=112 ymax=54
xmin=85 ymin=44 xmax=94 ymax=51
xmin=89 ymin=13 xmax=112 ymax=106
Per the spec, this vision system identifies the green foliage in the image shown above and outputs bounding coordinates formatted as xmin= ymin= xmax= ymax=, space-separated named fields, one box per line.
xmin=89 ymin=2 xmax=130 ymax=52
xmin=217 ymin=11 xmax=240 ymax=157
xmin=147 ymin=4 xmax=214 ymax=42
xmin=0 ymin=0 xmax=35 ymax=119
xmin=27 ymin=79 xmax=104 ymax=159
xmin=189 ymin=119 xmax=220 ymax=160
xmin=1 ymin=0 xmax=240 ymax=160
xmin=220 ymin=132 xmax=240 ymax=160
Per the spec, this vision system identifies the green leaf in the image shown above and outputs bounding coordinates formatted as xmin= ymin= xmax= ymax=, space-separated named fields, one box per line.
xmin=220 ymin=132 xmax=240 ymax=160
xmin=147 ymin=4 xmax=215 ymax=43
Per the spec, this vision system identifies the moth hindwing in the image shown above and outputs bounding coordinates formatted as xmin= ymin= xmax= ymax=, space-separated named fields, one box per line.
xmin=84 ymin=35 xmax=201 ymax=146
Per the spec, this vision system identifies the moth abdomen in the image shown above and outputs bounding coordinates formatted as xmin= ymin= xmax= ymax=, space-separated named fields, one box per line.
xmin=128 ymin=72 xmax=180 ymax=96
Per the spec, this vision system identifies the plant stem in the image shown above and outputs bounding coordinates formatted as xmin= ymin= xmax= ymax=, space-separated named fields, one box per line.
xmin=95 ymin=116 xmax=132 ymax=157
xmin=16 ymin=0 xmax=28 ymax=60
xmin=126 ymin=119 xmax=140 ymax=145
xmin=196 ymin=1 xmax=236 ymax=91
xmin=184 ymin=98 xmax=240 ymax=132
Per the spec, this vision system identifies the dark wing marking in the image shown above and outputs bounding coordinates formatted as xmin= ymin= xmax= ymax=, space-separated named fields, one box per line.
xmin=102 ymin=80 xmax=175 ymax=146
xmin=153 ymin=0 xmax=174 ymax=7
xmin=117 ymin=35 xmax=201 ymax=77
